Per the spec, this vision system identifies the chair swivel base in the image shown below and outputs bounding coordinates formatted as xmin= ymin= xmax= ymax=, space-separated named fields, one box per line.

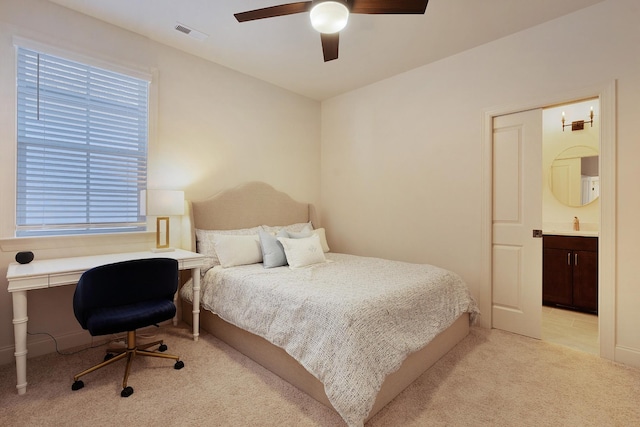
xmin=71 ymin=330 xmax=184 ymax=397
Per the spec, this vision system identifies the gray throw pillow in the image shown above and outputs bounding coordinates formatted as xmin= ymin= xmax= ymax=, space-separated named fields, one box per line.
xmin=259 ymin=229 xmax=288 ymax=268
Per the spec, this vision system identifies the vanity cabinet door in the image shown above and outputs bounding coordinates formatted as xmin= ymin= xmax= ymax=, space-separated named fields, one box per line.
xmin=572 ymin=250 xmax=598 ymax=312
xmin=543 ymin=247 xmax=573 ymax=306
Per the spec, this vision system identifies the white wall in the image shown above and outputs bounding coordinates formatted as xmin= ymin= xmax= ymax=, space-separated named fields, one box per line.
xmin=320 ymin=0 xmax=640 ymax=368
xmin=0 ymin=0 xmax=320 ymax=364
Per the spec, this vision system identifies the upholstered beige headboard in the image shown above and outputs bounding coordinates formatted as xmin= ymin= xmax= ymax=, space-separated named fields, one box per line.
xmin=184 ymin=182 xmax=315 ymax=251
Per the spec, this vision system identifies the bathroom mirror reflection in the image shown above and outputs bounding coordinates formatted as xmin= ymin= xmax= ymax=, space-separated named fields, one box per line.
xmin=549 ymin=146 xmax=599 ymax=207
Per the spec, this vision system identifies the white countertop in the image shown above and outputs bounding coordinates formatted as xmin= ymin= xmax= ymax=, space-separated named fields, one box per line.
xmin=543 ymin=230 xmax=599 ymax=237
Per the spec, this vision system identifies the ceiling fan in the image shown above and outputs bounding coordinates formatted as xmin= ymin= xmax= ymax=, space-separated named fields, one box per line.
xmin=234 ymin=0 xmax=430 ymax=62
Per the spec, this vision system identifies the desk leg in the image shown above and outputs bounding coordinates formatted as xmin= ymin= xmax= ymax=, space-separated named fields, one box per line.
xmin=173 ymin=291 xmax=179 ymax=327
xmin=12 ymin=291 xmax=29 ymax=395
xmin=191 ymin=267 xmax=200 ymax=341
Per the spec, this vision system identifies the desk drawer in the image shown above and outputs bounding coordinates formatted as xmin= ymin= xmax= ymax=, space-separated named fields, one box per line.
xmin=8 ymin=276 xmax=49 ymax=292
xmin=179 ymin=258 xmax=206 ymax=269
xmin=49 ymin=272 xmax=82 ymax=287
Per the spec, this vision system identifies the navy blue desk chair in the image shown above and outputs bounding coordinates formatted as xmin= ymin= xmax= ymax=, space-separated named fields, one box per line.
xmin=71 ymin=258 xmax=184 ymax=397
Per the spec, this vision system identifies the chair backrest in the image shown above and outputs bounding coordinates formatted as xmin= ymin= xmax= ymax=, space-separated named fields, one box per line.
xmin=73 ymin=258 xmax=178 ymax=329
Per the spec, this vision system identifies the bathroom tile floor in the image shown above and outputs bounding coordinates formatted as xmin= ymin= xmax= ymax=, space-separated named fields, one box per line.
xmin=542 ymin=305 xmax=599 ymax=355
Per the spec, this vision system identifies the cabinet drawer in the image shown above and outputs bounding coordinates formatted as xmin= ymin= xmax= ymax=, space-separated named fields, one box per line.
xmin=543 ymin=235 xmax=598 ymax=252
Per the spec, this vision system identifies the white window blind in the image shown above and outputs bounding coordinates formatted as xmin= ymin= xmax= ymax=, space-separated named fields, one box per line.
xmin=16 ymin=47 xmax=149 ymax=237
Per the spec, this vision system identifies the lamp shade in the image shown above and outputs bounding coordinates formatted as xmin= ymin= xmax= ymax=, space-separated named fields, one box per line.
xmin=140 ymin=190 xmax=185 ymax=216
xmin=310 ymin=1 xmax=349 ymax=34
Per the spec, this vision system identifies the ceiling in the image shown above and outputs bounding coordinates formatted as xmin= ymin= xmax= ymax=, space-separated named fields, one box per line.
xmin=48 ymin=0 xmax=603 ymax=101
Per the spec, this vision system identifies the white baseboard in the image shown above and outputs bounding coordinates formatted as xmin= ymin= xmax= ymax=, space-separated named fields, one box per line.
xmin=615 ymin=345 xmax=640 ymax=369
xmin=0 ymin=330 xmax=92 ymax=366
xmin=0 ymin=321 xmax=174 ymax=367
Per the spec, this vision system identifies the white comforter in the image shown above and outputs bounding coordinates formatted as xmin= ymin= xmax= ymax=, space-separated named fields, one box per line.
xmin=181 ymin=253 xmax=478 ymax=426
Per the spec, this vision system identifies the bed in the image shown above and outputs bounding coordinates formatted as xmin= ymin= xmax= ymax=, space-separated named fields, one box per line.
xmin=179 ymin=182 xmax=478 ymax=426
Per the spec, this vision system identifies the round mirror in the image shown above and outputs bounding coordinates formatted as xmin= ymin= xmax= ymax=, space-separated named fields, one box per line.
xmin=549 ymin=146 xmax=599 ymax=207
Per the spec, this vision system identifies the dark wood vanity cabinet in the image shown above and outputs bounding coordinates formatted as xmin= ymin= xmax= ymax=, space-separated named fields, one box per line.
xmin=543 ymin=235 xmax=598 ymax=313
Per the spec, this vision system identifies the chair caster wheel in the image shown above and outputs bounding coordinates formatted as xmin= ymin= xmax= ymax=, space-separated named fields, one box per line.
xmin=104 ymin=353 xmax=114 ymax=362
xmin=158 ymin=344 xmax=168 ymax=352
xmin=174 ymin=360 xmax=184 ymax=370
xmin=71 ymin=380 xmax=84 ymax=391
xmin=121 ymin=386 xmax=134 ymax=397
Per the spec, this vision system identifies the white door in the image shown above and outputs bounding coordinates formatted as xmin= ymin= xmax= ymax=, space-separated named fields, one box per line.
xmin=492 ymin=109 xmax=542 ymax=339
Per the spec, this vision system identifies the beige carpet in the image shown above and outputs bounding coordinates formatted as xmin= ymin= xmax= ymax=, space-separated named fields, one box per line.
xmin=1 ymin=324 xmax=639 ymax=426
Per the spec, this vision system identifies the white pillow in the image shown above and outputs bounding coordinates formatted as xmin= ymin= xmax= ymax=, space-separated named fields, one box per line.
xmin=195 ymin=227 xmax=261 ymax=271
xmin=312 ymin=228 xmax=330 ymax=253
xmin=277 ymin=234 xmax=326 ymax=269
xmin=261 ymin=222 xmax=313 ymax=234
xmin=213 ymin=234 xmax=262 ymax=268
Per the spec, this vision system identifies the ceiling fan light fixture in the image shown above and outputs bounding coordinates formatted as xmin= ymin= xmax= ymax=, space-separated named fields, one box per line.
xmin=310 ymin=1 xmax=349 ymax=34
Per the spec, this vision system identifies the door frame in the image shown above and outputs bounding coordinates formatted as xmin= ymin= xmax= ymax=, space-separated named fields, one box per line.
xmin=479 ymin=80 xmax=617 ymax=360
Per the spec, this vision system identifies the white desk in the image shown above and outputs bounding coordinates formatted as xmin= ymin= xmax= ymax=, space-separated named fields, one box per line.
xmin=6 ymin=248 xmax=206 ymax=395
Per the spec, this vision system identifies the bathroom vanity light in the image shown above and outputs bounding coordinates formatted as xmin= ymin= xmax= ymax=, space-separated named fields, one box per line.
xmin=562 ymin=106 xmax=594 ymax=131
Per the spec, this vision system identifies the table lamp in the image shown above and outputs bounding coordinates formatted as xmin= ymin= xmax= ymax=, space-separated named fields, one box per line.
xmin=141 ymin=189 xmax=185 ymax=252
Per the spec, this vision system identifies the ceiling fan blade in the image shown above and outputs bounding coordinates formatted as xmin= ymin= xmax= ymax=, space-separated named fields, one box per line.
xmin=350 ymin=0 xmax=429 ymax=14
xmin=235 ymin=2 xmax=313 ymax=22
xmin=321 ymin=33 xmax=339 ymax=62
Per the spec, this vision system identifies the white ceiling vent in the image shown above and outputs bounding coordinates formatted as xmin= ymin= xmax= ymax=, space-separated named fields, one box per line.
xmin=174 ymin=23 xmax=208 ymax=41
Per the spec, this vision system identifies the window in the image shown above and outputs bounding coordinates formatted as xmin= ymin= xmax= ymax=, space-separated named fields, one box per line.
xmin=16 ymin=47 xmax=149 ymax=237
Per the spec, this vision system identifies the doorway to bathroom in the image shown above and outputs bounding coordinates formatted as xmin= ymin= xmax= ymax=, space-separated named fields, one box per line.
xmin=483 ymin=80 xmax=616 ymax=361
xmin=541 ymin=99 xmax=600 ymax=355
